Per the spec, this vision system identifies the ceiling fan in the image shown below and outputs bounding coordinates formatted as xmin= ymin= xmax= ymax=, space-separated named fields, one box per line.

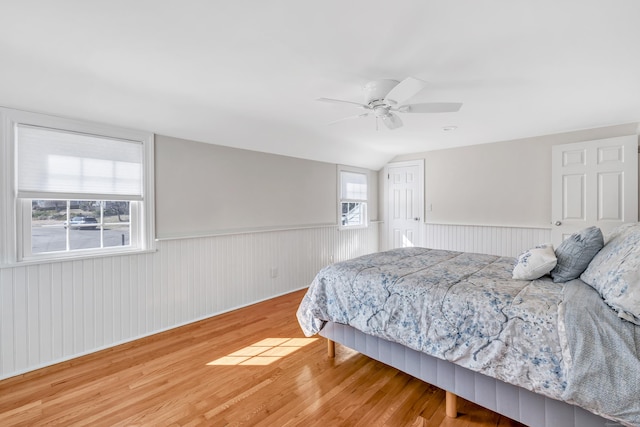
xmin=317 ymin=77 xmax=462 ymax=130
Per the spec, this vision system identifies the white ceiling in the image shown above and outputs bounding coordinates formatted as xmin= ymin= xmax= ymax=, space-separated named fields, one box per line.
xmin=1 ymin=1 xmax=640 ymax=170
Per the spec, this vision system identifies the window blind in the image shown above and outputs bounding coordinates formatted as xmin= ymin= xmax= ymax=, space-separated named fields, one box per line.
xmin=16 ymin=124 xmax=144 ymax=200
xmin=340 ymin=171 xmax=367 ymax=201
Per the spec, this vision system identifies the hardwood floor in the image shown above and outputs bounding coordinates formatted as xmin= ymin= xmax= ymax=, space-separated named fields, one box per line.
xmin=0 ymin=289 xmax=526 ymax=426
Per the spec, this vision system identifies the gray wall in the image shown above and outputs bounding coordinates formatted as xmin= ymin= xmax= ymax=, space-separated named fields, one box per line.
xmin=391 ymin=123 xmax=639 ymax=228
xmin=155 ymin=135 xmax=378 ymax=238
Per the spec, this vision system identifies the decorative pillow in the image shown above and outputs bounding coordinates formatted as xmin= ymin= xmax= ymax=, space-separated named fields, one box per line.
xmin=550 ymin=226 xmax=604 ymax=283
xmin=512 ymin=244 xmax=557 ymax=280
xmin=580 ymin=223 xmax=640 ymax=325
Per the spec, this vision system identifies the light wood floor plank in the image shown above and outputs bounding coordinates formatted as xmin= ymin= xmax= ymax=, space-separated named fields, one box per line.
xmin=0 ymin=289 xmax=526 ymax=426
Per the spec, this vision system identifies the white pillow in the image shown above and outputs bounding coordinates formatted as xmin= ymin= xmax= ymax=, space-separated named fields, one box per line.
xmin=512 ymin=244 xmax=557 ymax=280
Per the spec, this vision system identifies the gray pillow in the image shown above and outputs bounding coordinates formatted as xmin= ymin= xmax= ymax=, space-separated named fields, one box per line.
xmin=550 ymin=226 xmax=604 ymax=283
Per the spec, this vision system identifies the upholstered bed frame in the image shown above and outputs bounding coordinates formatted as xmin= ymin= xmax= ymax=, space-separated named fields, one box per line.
xmin=320 ymin=321 xmax=614 ymax=427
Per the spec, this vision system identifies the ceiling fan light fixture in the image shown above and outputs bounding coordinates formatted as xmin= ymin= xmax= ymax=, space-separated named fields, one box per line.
xmin=373 ymin=105 xmax=391 ymax=118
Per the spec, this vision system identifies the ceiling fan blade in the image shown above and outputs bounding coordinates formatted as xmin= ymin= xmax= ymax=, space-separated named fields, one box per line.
xmin=396 ymin=102 xmax=463 ymax=113
xmin=380 ymin=112 xmax=403 ymax=130
xmin=327 ymin=112 xmax=370 ymax=125
xmin=316 ymin=97 xmax=369 ymax=108
xmin=383 ymin=77 xmax=427 ymax=105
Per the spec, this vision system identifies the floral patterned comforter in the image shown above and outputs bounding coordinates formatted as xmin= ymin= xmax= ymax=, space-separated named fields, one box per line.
xmin=297 ymin=247 xmax=567 ymax=400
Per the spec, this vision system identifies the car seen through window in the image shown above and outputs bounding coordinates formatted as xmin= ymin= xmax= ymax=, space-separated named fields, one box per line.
xmin=65 ymin=216 xmax=99 ymax=230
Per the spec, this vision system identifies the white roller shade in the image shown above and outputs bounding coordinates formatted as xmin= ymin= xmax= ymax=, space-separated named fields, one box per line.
xmin=340 ymin=171 xmax=367 ymax=201
xmin=17 ymin=124 xmax=144 ymax=200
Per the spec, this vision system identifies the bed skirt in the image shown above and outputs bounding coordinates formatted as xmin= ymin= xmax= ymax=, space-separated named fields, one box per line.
xmin=319 ymin=321 xmax=615 ymax=427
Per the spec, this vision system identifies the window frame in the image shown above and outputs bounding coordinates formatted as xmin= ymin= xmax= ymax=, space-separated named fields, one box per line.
xmin=337 ymin=165 xmax=369 ymax=230
xmin=0 ymin=107 xmax=155 ymax=266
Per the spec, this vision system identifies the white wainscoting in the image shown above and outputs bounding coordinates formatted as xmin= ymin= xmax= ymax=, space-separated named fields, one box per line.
xmin=0 ymin=224 xmax=378 ymax=380
xmin=424 ymin=223 xmax=552 ymax=258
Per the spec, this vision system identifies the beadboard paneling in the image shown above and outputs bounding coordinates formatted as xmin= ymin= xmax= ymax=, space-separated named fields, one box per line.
xmin=424 ymin=223 xmax=552 ymax=257
xmin=0 ymin=224 xmax=378 ymax=380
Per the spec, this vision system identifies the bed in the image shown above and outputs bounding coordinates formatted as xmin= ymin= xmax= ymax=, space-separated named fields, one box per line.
xmin=297 ymin=224 xmax=640 ymax=427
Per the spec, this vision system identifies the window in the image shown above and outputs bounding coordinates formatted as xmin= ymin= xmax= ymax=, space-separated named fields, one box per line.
xmin=338 ymin=166 xmax=368 ymax=228
xmin=0 ymin=107 xmax=155 ymax=264
xmin=28 ymin=200 xmax=132 ymax=254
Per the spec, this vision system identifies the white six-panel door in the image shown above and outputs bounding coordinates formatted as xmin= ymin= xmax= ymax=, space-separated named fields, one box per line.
xmin=551 ymin=135 xmax=638 ymax=246
xmin=386 ymin=160 xmax=424 ymax=249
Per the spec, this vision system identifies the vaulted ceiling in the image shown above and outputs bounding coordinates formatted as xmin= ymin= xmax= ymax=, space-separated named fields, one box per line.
xmin=1 ymin=1 xmax=639 ymax=170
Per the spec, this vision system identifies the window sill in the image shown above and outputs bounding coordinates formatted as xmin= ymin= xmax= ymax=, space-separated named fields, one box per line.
xmin=338 ymin=224 xmax=370 ymax=231
xmin=1 ymin=247 xmax=158 ymax=269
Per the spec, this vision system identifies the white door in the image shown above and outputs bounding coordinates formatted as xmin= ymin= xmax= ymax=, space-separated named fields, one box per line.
xmin=386 ymin=160 xmax=424 ymax=249
xmin=551 ymin=135 xmax=638 ymax=246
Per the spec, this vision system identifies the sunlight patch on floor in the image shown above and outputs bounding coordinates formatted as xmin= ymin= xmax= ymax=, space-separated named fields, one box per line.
xmin=207 ymin=337 xmax=318 ymax=366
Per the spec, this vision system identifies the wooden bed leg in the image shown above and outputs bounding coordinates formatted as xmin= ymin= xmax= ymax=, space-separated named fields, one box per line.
xmin=327 ymin=339 xmax=335 ymax=358
xmin=445 ymin=391 xmax=457 ymax=418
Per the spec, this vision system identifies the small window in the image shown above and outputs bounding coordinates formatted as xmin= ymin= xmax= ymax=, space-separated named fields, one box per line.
xmin=0 ymin=108 xmax=154 ymax=264
xmin=338 ymin=167 xmax=368 ymax=228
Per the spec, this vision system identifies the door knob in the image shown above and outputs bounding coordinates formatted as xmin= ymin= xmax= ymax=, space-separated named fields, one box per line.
xmin=555 ymin=221 xmax=562 ymax=226
xmin=414 ymin=217 xmax=421 ymax=221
